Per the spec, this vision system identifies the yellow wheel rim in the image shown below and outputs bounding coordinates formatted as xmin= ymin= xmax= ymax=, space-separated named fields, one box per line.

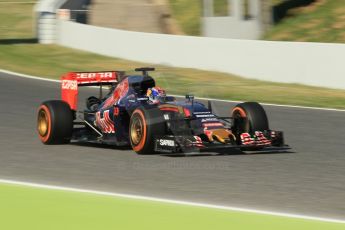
xmin=38 ymin=109 xmax=49 ymax=137
xmin=130 ymin=116 xmax=144 ymax=145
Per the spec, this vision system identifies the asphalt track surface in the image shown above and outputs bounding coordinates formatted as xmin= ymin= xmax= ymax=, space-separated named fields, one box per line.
xmin=0 ymin=72 xmax=344 ymax=219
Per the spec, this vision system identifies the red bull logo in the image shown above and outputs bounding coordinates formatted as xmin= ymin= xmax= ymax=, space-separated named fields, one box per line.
xmin=95 ymin=110 xmax=115 ymax=134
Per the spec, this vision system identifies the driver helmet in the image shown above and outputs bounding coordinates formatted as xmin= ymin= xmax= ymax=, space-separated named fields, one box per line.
xmin=146 ymin=87 xmax=166 ymax=103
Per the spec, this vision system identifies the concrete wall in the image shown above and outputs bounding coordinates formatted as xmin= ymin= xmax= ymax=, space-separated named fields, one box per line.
xmin=203 ymin=17 xmax=261 ymax=39
xmin=56 ymin=20 xmax=345 ymax=90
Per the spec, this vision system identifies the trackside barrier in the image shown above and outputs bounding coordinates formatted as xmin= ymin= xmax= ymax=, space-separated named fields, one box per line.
xmin=56 ymin=20 xmax=345 ymax=90
xmin=35 ymin=0 xmax=67 ymax=44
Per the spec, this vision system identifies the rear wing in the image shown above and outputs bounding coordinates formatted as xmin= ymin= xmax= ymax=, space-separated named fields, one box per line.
xmin=61 ymin=71 xmax=119 ymax=110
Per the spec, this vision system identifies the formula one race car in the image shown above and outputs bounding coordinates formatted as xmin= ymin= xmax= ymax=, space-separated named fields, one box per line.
xmin=37 ymin=67 xmax=287 ymax=154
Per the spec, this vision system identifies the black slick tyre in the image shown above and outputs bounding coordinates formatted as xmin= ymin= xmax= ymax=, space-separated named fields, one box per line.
xmin=232 ymin=102 xmax=269 ymax=151
xmin=37 ymin=100 xmax=73 ymax=144
xmin=129 ymin=107 xmax=165 ymax=154
xmin=232 ymin=102 xmax=269 ymax=134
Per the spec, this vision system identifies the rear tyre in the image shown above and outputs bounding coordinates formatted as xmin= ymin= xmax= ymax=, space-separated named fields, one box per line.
xmin=129 ymin=107 xmax=165 ymax=155
xmin=37 ymin=100 xmax=73 ymax=144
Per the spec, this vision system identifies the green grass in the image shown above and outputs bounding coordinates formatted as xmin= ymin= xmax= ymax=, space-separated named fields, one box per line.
xmin=264 ymin=0 xmax=345 ymax=43
xmin=0 ymin=2 xmax=345 ymax=109
xmin=1 ymin=183 xmax=344 ymax=230
xmin=169 ymin=0 xmax=202 ymax=36
xmin=0 ymin=1 xmax=35 ymax=39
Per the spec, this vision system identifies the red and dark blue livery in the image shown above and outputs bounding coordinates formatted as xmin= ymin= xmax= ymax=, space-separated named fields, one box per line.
xmin=37 ymin=67 xmax=287 ymax=155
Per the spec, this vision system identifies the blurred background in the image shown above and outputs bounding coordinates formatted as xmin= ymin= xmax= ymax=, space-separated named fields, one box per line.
xmin=32 ymin=0 xmax=345 ymax=42
xmin=1 ymin=0 xmax=345 ymax=109
xmin=2 ymin=0 xmax=344 ymax=42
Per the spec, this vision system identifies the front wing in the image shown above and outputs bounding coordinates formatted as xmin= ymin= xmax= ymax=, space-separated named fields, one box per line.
xmin=154 ymin=130 xmax=289 ymax=154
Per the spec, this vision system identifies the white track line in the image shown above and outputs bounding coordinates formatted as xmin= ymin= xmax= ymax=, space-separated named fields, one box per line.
xmin=1 ymin=68 xmax=344 ymax=112
xmin=0 ymin=69 xmax=60 ymax=83
xmin=0 ymin=179 xmax=344 ymax=224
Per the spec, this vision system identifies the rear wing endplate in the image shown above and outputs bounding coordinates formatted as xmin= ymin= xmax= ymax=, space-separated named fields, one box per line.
xmin=61 ymin=71 xmax=118 ymax=110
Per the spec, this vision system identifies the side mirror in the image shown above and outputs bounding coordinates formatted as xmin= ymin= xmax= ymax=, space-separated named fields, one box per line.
xmin=185 ymin=94 xmax=194 ymax=101
xmin=208 ymin=100 xmax=213 ymax=113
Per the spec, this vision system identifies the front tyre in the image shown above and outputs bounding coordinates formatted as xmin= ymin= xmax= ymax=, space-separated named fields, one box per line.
xmin=37 ymin=100 xmax=73 ymax=144
xmin=129 ymin=107 xmax=165 ymax=155
xmin=232 ymin=102 xmax=269 ymax=135
xmin=232 ymin=102 xmax=269 ymax=151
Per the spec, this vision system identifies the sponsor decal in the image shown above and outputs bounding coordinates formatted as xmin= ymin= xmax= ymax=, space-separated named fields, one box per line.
xmin=193 ymin=111 xmax=211 ymax=114
xmin=195 ymin=114 xmax=215 ymax=118
xmin=102 ymin=78 xmax=129 ymax=108
xmin=137 ymin=97 xmax=149 ymax=101
xmin=61 ymin=80 xmax=77 ymax=90
xmin=201 ymin=118 xmax=218 ymax=122
xmin=202 ymin=122 xmax=224 ymax=127
xmin=76 ymin=72 xmax=114 ymax=79
xmin=95 ymin=110 xmax=115 ymax=133
xmin=159 ymin=139 xmax=175 ymax=147
xmin=159 ymin=107 xmax=179 ymax=113
xmin=163 ymin=114 xmax=170 ymax=120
